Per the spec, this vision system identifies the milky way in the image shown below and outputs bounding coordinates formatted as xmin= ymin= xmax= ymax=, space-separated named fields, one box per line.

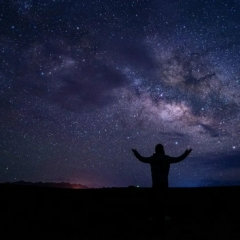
xmin=1 ymin=0 xmax=240 ymax=187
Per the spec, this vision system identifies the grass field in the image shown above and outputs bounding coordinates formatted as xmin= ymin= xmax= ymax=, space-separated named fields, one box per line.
xmin=1 ymin=184 xmax=240 ymax=239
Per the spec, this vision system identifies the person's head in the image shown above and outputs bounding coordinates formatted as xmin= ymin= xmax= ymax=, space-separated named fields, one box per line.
xmin=155 ymin=144 xmax=165 ymax=154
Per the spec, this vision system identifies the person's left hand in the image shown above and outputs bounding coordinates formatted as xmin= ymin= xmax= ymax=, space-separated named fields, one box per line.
xmin=185 ymin=149 xmax=192 ymax=155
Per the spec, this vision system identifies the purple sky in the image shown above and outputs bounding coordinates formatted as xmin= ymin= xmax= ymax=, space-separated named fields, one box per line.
xmin=1 ymin=0 xmax=240 ymax=188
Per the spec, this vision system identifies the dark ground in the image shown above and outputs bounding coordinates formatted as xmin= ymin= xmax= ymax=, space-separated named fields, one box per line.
xmin=1 ymin=184 xmax=240 ymax=239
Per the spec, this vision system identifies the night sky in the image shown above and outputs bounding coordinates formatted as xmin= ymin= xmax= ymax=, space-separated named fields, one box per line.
xmin=1 ymin=0 xmax=240 ymax=188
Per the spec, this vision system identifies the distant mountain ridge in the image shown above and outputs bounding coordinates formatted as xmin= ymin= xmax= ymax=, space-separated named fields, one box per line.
xmin=1 ymin=181 xmax=88 ymax=189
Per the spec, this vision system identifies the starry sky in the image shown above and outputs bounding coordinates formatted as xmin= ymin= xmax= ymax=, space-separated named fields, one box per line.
xmin=1 ymin=0 xmax=240 ymax=188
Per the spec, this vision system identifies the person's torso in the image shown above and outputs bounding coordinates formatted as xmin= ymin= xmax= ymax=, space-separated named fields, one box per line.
xmin=150 ymin=154 xmax=170 ymax=184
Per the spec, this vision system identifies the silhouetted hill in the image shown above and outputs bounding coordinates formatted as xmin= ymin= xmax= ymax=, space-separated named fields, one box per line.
xmin=0 ymin=180 xmax=88 ymax=189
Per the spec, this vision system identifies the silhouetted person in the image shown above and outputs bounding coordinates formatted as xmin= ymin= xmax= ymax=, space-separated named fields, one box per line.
xmin=132 ymin=144 xmax=192 ymax=224
xmin=132 ymin=144 xmax=192 ymax=189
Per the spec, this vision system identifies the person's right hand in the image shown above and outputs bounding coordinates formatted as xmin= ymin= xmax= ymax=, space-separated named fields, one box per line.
xmin=131 ymin=149 xmax=137 ymax=154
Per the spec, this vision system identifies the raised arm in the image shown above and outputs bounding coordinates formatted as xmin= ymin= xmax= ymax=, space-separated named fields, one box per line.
xmin=131 ymin=149 xmax=152 ymax=163
xmin=168 ymin=149 xmax=192 ymax=164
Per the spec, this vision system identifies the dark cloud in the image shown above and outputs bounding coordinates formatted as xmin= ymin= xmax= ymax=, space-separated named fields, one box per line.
xmin=106 ymin=39 xmax=158 ymax=73
xmin=198 ymin=124 xmax=220 ymax=138
xmin=184 ymin=72 xmax=215 ymax=86
xmin=161 ymin=48 xmax=216 ymax=90
xmin=159 ymin=131 xmax=186 ymax=138
xmin=149 ymin=47 xmax=240 ymax=123
xmin=50 ymin=61 xmax=129 ymax=112
xmin=204 ymin=152 xmax=240 ymax=170
xmin=0 ymin=33 xmax=130 ymax=113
